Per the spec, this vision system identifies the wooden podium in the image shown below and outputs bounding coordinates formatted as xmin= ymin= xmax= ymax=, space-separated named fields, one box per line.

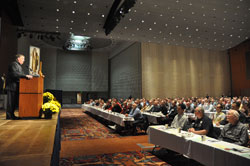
xmin=19 ymin=77 xmax=44 ymax=117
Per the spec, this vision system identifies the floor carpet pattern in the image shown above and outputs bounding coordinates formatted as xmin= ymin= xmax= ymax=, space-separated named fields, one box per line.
xmin=60 ymin=151 xmax=170 ymax=166
xmin=60 ymin=109 xmax=120 ymax=141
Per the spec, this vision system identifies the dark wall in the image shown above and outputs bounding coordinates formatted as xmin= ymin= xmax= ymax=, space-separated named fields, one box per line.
xmin=0 ymin=11 xmax=18 ymax=75
xmin=229 ymin=39 xmax=250 ymax=96
xmin=110 ymin=42 xmax=142 ymax=99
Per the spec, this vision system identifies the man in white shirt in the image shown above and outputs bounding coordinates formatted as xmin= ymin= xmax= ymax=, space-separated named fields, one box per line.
xmin=171 ymin=103 xmax=188 ymax=130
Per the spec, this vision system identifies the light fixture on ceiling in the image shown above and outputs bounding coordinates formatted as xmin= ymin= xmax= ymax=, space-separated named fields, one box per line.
xmin=103 ymin=0 xmax=137 ymax=35
xmin=17 ymin=29 xmax=61 ymax=41
xmin=63 ymin=34 xmax=91 ymax=51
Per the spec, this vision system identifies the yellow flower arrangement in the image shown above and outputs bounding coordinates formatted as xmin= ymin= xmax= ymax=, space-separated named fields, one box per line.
xmin=43 ymin=92 xmax=54 ymax=103
xmin=42 ymin=102 xmax=59 ymax=113
xmin=50 ymin=100 xmax=61 ymax=109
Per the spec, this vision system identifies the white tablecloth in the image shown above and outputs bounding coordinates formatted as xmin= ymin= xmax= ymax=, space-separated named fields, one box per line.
xmin=149 ymin=125 xmax=250 ymax=166
xmin=82 ymin=104 xmax=134 ymax=127
xmin=142 ymin=112 xmax=165 ymax=124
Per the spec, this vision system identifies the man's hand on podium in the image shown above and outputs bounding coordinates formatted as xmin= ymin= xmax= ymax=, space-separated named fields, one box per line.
xmin=26 ymin=75 xmax=33 ymax=79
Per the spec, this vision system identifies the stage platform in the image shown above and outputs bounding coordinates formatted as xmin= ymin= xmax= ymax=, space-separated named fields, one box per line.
xmin=0 ymin=109 xmax=60 ymax=166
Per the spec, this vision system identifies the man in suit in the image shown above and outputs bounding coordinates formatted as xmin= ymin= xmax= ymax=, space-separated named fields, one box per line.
xmin=5 ymin=54 xmax=33 ymax=120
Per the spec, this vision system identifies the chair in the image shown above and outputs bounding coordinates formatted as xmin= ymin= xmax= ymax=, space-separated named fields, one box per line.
xmin=135 ymin=114 xmax=149 ymax=134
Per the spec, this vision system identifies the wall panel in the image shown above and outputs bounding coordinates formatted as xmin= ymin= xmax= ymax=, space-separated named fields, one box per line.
xmin=141 ymin=43 xmax=230 ymax=99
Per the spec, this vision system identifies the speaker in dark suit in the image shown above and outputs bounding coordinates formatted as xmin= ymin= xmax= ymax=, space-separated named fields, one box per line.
xmin=5 ymin=54 xmax=33 ymax=120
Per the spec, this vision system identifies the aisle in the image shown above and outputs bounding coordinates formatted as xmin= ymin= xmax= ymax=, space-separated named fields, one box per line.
xmin=59 ymin=109 xmax=169 ymax=166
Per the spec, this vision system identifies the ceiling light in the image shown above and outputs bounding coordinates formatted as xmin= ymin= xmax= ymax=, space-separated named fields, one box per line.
xmin=74 ymin=1 xmax=77 ymax=4
xmin=56 ymin=19 xmax=59 ymax=21
xmin=56 ymin=9 xmax=60 ymax=12
xmin=101 ymin=14 xmax=105 ymax=17
xmin=72 ymin=11 xmax=75 ymax=14
xmin=64 ymin=34 xmax=90 ymax=51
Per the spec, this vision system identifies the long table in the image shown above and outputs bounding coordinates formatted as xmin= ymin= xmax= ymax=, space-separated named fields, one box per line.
xmin=148 ymin=125 xmax=250 ymax=166
xmin=82 ymin=104 xmax=134 ymax=127
xmin=142 ymin=112 xmax=165 ymax=124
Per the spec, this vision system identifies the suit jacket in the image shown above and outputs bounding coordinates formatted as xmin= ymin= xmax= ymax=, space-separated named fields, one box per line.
xmin=5 ymin=61 xmax=26 ymax=92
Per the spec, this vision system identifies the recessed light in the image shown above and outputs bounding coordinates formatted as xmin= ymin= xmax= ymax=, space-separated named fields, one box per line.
xmin=74 ymin=1 xmax=77 ymax=4
xmin=149 ymin=28 xmax=152 ymax=30
xmin=70 ymin=27 xmax=72 ymax=30
xmin=85 ymin=22 xmax=88 ymax=24
xmin=87 ymin=13 xmax=90 ymax=15
xmin=71 ymin=20 xmax=74 ymax=23
xmin=129 ymin=18 xmax=132 ymax=21
xmin=56 ymin=26 xmax=59 ymax=29
xmin=90 ymin=3 xmax=93 ymax=6
xmin=56 ymin=9 xmax=60 ymax=12
xmin=101 ymin=14 xmax=105 ymax=18
xmin=154 ymin=22 xmax=157 ymax=24
xmin=56 ymin=19 xmax=59 ymax=21
xmin=141 ymin=20 xmax=144 ymax=23
xmin=136 ymin=28 xmax=140 ymax=30
xmin=72 ymin=11 xmax=75 ymax=14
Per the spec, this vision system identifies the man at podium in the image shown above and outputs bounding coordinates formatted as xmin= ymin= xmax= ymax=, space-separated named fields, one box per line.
xmin=5 ymin=54 xmax=33 ymax=120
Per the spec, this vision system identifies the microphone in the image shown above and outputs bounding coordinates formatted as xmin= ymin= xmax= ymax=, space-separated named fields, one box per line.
xmin=26 ymin=65 xmax=33 ymax=72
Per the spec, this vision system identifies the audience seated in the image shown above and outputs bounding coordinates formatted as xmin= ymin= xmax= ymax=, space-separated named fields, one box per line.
xmin=219 ymin=102 xmax=246 ymax=125
xmin=126 ymin=103 xmax=143 ymax=134
xmin=213 ymin=103 xmax=226 ymax=124
xmin=219 ymin=110 xmax=249 ymax=146
xmin=149 ymin=100 xmax=161 ymax=112
xmin=85 ymin=96 xmax=250 ymax=143
xmin=171 ymin=103 xmax=189 ymax=130
xmin=188 ymin=107 xmax=214 ymax=138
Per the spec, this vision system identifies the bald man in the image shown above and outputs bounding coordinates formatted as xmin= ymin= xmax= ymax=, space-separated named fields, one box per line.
xmin=219 ymin=109 xmax=249 ymax=146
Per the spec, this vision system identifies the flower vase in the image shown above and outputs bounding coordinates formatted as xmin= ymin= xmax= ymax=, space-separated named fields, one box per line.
xmin=44 ymin=110 xmax=52 ymax=119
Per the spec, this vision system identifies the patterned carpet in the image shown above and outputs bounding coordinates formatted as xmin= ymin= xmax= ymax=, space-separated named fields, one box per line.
xmin=60 ymin=109 xmax=120 ymax=141
xmin=59 ymin=151 xmax=171 ymax=166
